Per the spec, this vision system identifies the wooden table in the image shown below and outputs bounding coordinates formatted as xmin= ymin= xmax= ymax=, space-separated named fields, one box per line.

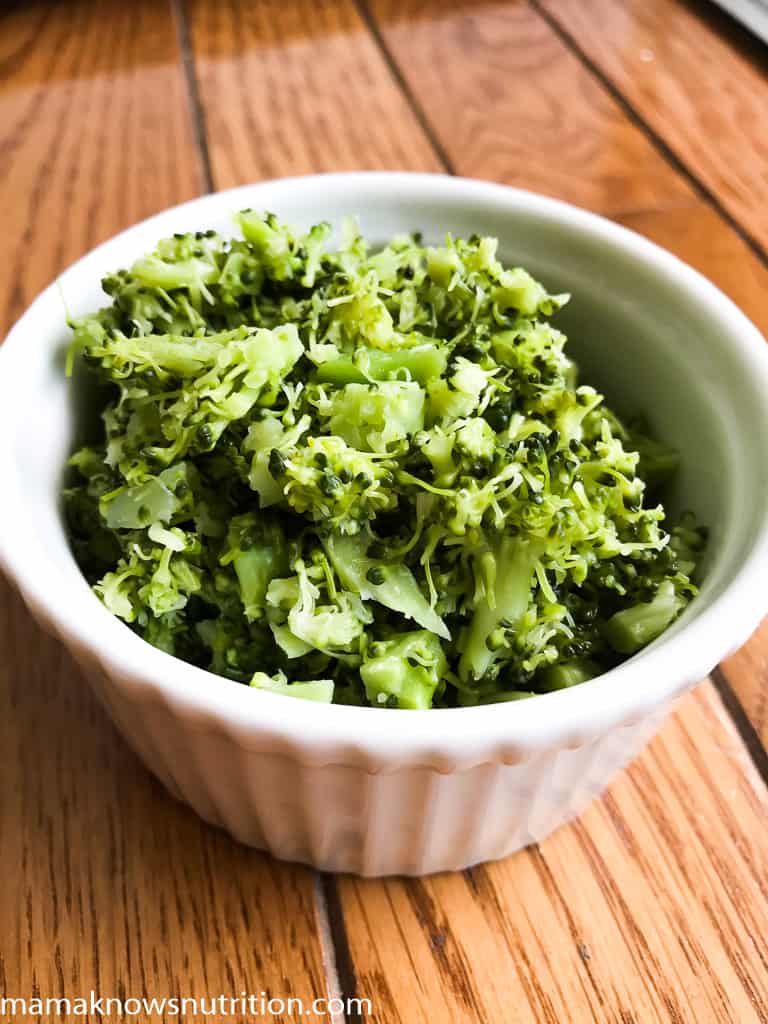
xmin=2 ymin=2 xmax=767 ymax=1021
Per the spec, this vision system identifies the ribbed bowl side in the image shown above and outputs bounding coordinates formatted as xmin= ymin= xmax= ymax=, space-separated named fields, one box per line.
xmin=89 ymin=663 xmax=669 ymax=877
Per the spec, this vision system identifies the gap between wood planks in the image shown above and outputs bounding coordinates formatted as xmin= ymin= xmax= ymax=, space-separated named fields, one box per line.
xmin=171 ymin=0 xmax=215 ymax=192
xmin=171 ymin=0 xmax=768 ymax=1017
xmin=353 ymin=0 xmax=458 ymax=174
xmin=713 ymin=668 xmax=768 ymax=788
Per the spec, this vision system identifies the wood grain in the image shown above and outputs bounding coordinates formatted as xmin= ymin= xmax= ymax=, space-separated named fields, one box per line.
xmin=0 ymin=0 xmax=202 ymax=332
xmin=536 ymin=0 xmax=768 ymax=255
xmin=185 ymin=0 xmax=442 ymax=188
xmin=0 ymin=578 xmax=329 ymax=1020
xmin=366 ymin=0 xmax=695 ymax=215
xmin=0 ymin=2 xmax=329 ymax=1018
xmin=340 ymin=686 xmax=768 ymax=1024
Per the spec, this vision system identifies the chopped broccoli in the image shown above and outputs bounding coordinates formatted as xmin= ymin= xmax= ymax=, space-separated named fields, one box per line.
xmin=459 ymin=537 xmax=540 ymax=682
xmin=64 ymin=215 xmax=704 ymax=706
xmin=324 ymin=532 xmax=450 ymax=640
xmin=604 ymin=580 xmax=686 ymax=654
xmin=266 ymin=554 xmax=372 ymax=657
xmin=539 ymin=659 xmax=598 ymax=691
xmin=360 ymin=631 xmax=447 ymax=709
xmin=315 ymin=343 xmax=447 ymax=385
xmin=269 ymin=435 xmax=398 ymax=534
xmin=250 ymin=672 xmax=334 ymax=703
xmin=220 ymin=513 xmax=288 ymax=621
xmin=327 ymin=381 xmax=425 ymax=453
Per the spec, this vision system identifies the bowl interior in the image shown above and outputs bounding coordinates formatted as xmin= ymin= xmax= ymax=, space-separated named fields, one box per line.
xmin=1 ymin=174 xmax=767 ymax=740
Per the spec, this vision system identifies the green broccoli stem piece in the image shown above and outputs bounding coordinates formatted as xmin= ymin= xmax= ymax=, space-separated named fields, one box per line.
xmin=250 ymin=673 xmax=334 ymax=703
xmin=237 ymin=211 xmax=294 ymax=279
xmin=324 ymin=533 xmax=450 ymax=640
xmin=604 ymin=580 xmax=685 ymax=654
xmin=360 ymin=631 xmax=447 ymax=709
xmin=100 ymin=463 xmax=186 ymax=529
xmin=222 ymin=514 xmax=288 ymax=621
xmin=459 ymin=537 xmax=540 ymax=682
xmin=233 ymin=548 xmax=282 ymax=621
xmin=538 ymin=659 xmax=598 ymax=692
xmin=316 ymin=344 xmax=448 ymax=386
xmin=131 ymin=254 xmax=218 ymax=292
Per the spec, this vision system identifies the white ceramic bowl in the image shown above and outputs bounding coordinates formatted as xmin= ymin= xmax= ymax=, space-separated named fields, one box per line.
xmin=2 ymin=173 xmax=767 ymax=876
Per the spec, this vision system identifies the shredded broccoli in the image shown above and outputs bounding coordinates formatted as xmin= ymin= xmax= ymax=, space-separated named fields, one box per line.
xmin=64 ymin=215 xmax=705 ymax=707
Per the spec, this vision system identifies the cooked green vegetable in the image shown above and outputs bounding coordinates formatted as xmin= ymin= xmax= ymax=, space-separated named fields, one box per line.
xmin=64 ymin=214 xmax=706 ymax=707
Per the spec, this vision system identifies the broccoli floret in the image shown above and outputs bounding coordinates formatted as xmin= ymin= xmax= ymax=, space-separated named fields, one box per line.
xmin=266 ymin=555 xmax=372 ymax=658
xmin=131 ymin=252 xmax=219 ymax=296
xmin=455 ymin=418 xmax=496 ymax=461
xmin=237 ymin=210 xmax=302 ymax=281
xmin=325 ymin=533 xmax=450 ymax=640
xmin=427 ymin=357 xmax=496 ymax=423
xmin=245 ymin=414 xmax=311 ymax=507
xmin=268 ymin=436 xmax=398 ymax=534
xmin=95 ymin=526 xmax=202 ymax=622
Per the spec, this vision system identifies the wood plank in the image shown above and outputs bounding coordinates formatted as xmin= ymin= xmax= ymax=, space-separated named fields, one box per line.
xmin=0 ymin=2 xmax=329 ymax=1017
xmin=366 ymin=0 xmax=694 ymax=215
xmin=3 ymin=1 xmax=765 ymax=1021
xmin=340 ymin=686 xmax=768 ymax=1024
xmin=185 ymin=0 xmax=442 ymax=187
xmin=536 ymin=0 xmax=768 ymax=254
